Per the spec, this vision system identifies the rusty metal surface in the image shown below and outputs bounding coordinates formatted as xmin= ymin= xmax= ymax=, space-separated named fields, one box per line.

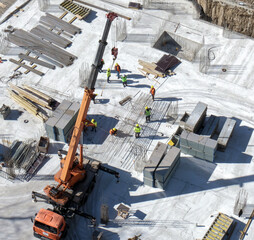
xmin=155 ymin=54 xmax=181 ymax=73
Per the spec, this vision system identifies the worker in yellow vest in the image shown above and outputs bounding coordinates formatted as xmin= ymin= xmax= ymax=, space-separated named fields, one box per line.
xmin=134 ymin=124 xmax=141 ymax=138
xmin=91 ymin=119 xmax=97 ymax=132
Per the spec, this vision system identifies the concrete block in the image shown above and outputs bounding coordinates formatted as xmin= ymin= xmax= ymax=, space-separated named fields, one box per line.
xmin=147 ymin=142 xmax=168 ymax=167
xmin=197 ymin=136 xmax=208 ymax=152
xmin=204 ymin=138 xmax=217 ymax=155
xmin=143 ymin=176 xmax=154 ymax=188
xmin=217 ymin=118 xmax=236 ymax=150
xmin=143 ymin=167 xmax=156 ymax=180
xmin=180 ymin=145 xmax=191 ymax=154
xmin=185 ymin=102 xmax=207 ymax=133
xmin=187 ymin=132 xmax=200 ymax=149
xmin=180 ymin=130 xmax=190 ymax=147
xmin=195 ymin=151 xmax=205 ymax=160
xmin=155 ymin=160 xmax=180 ymax=190
xmin=155 ymin=146 xmax=180 ymax=182
xmin=204 ymin=153 xmax=215 ymax=162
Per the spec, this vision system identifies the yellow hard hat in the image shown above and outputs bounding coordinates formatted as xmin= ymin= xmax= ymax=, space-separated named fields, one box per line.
xmin=136 ymin=124 xmax=139 ymax=127
xmin=91 ymin=119 xmax=95 ymax=123
xmin=107 ymin=68 xmax=110 ymax=71
xmin=151 ymin=85 xmax=154 ymax=88
xmin=113 ymin=128 xmax=116 ymax=131
xmin=116 ymin=63 xmax=118 ymax=66
xmin=145 ymin=106 xmax=148 ymax=110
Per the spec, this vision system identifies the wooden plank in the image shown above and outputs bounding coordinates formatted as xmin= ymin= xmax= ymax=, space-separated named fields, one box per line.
xmin=10 ymin=59 xmax=44 ymax=76
xmin=19 ymin=53 xmax=55 ymax=69
xmin=9 ymin=83 xmax=52 ymax=109
xmin=8 ymin=31 xmax=76 ymax=66
xmin=23 ymin=85 xmax=53 ymax=102
xmin=27 ymin=50 xmax=64 ymax=68
xmin=39 ymin=21 xmax=73 ymax=38
xmin=30 ymin=25 xmax=72 ymax=48
xmin=138 ymin=60 xmax=165 ymax=77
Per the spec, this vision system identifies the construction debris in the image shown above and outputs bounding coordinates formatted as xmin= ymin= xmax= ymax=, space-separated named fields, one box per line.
xmin=128 ymin=234 xmax=142 ymax=240
xmin=0 ymin=104 xmax=11 ymax=120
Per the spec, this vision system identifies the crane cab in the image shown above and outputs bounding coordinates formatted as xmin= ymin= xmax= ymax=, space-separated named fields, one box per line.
xmin=33 ymin=208 xmax=66 ymax=240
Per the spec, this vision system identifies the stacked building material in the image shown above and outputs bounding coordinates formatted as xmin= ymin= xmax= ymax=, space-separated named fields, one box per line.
xmin=154 ymin=146 xmax=180 ymax=189
xmin=201 ymin=115 xmax=219 ymax=137
xmin=155 ymin=54 xmax=181 ymax=74
xmin=45 ymin=100 xmax=80 ymax=142
xmin=7 ymin=140 xmax=40 ymax=177
xmin=143 ymin=142 xmax=168 ymax=187
xmin=184 ymin=101 xmax=207 ymax=133
xmin=8 ymin=29 xmax=77 ymax=66
xmin=217 ymin=118 xmax=236 ymax=151
xmin=0 ymin=104 xmax=11 ymax=120
xmin=30 ymin=25 xmax=72 ymax=49
xmin=143 ymin=143 xmax=180 ymax=190
xmin=180 ymin=130 xmax=217 ymax=162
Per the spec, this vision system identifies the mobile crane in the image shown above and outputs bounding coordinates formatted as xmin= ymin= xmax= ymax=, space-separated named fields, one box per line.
xmin=32 ymin=12 xmax=120 ymax=240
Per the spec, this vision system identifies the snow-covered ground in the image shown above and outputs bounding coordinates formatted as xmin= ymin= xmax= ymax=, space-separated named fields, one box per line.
xmin=0 ymin=0 xmax=254 ymax=239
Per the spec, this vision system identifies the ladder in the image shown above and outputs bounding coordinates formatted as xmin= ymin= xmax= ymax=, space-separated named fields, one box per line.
xmin=203 ymin=213 xmax=233 ymax=240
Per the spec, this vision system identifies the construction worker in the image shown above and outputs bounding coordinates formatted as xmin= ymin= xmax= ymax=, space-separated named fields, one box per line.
xmin=150 ymin=85 xmax=155 ymax=101
xmin=106 ymin=68 xmax=111 ymax=83
xmin=109 ymin=128 xmax=117 ymax=136
xmin=91 ymin=119 xmax=97 ymax=132
xmin=134 ymin=124 xmax=141 ymax=138
xmin=99 ymin=59 xmax=105 ymax=72
xmin=121 ymin=74 xmax=127 ymax=87
xmin=114 ymin=63 xmax=121 ymax=79
xmin=111 ymin=47 xmax=118 ymax=60
xmin=144 ymin=106 xmax=152 ymax=122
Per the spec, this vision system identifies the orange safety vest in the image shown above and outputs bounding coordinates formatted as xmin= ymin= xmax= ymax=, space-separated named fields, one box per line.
xmin=150 ymin=88 xmax=155 ymax=96
xmin=115 ymin=65 xmax=121 ymax=72
xmin=109 ymin=129 xmax=116 ymax=135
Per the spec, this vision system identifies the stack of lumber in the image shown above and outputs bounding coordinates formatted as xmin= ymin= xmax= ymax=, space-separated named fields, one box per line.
xmin=8 ymin=86 xmax=48 ymax=122
xmin=30 ymin=25 xmax=72 ymax=49
xmin=9 ymin=83 xmax=57 ymax=110
xmin=40 ymin=13 xmax=81 ymax=35
xmin=138 ymin=60 xmax=166 ymax=78
xmin=8 ymin=29 xmax=77 ymax=66
xmin=155 ymin=54 xmax=181 ymax=73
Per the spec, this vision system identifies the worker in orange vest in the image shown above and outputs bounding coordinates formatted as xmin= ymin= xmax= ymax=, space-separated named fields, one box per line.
xmin=114 ymin=63 xmax=121 ymax=79
xmin=109 ymin=128 xmax=117 ymax=136
xmin=150 ymin=85 xmax=155 ymax=101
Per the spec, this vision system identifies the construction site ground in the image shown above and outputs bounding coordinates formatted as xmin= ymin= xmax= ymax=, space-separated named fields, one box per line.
xmin=0 ymin=0 xmax=254 ymax=239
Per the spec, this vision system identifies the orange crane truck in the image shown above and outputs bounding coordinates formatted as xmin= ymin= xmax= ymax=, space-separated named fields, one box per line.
xmin=31 ymin=12 xmax=119 ymax=240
